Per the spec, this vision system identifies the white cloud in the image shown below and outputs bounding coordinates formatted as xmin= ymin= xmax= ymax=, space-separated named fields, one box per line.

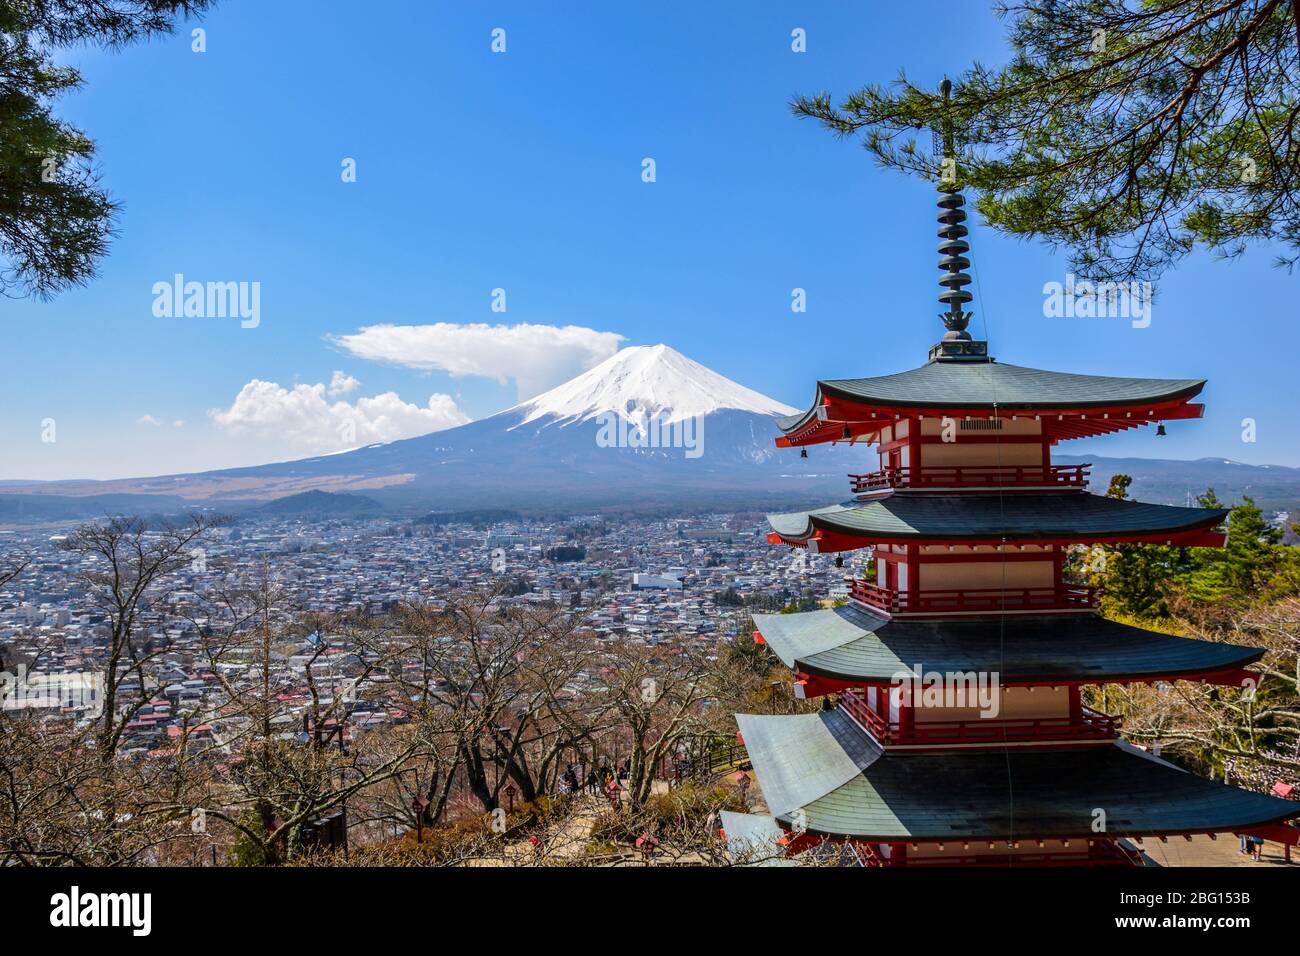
xmin=327 ymin=371 xmax=360 ymax=397
xmin=210 ymin=379 xmax=470 ymax=452
xmin=172 ymin=420 xmax=185 ymax=428
xmin=329 ymin=322 xmax=624 ymax=400
xmin=136 ymin=414 xmax=162 ymax=427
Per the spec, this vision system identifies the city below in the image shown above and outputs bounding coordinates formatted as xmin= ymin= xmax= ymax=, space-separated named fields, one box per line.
xmin=0 ymin=510 xmax=858 ymax=744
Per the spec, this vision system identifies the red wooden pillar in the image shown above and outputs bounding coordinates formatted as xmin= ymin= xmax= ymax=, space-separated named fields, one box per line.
xmin=898 ymin=684 xmax=915 ymax=740
xmin=908 ymin=416 xmax=921 ymax=480
xmin=872 ymin=685 xmax=888 ymax=721
xmin=906 ymin=543 xmax=919 ymax=607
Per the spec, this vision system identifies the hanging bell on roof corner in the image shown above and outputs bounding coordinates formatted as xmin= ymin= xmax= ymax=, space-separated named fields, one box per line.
xmin=841 ymin=424 xmax=852 ymax=441
xmin=835 ymin=555 xmax=843 ymax=568
xmin=800 ymin=447 xmax=808 ymax=458
xmin=1156 ymin=423 xmax=1167 ymax=436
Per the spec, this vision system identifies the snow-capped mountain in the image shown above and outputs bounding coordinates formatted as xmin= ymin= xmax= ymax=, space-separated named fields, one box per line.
xmin=509 ymin=344 xmax=797 ymax=426
xmin=9 ymin=345 xmax=850 ymax=512
xmin=9 ymin=346 xmax=1300 ymax=518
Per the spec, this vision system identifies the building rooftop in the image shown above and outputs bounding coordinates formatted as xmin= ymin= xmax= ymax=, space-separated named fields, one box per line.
xmin=739 ymin=709 xmax=1300 ymax=841
xmin=752 ymin=605 xmax=1263 ymax=684
xmin=778 ymin=360 xmax=1205 ymax=430
xmin=767 ymin=492 xmax=1226 ymax=547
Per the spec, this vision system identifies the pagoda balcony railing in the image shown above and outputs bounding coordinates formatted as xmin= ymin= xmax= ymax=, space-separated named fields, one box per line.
xmin=853 ymin=839 xmax=1141 ymax=867
xmin=847 ymin=579 xmax=1099 ymax=616
xmin=839 ymin=690 xmax=1121 ymax=746
xmin=849 ymin=463 xmax=1090 ymax=494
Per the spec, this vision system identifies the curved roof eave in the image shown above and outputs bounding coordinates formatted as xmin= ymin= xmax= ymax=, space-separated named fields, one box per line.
xmin=766 ymin=494 xmax=1228 ymax=544
xmin=752 ymin=606 xmax=1265 ymax=685
xmin=767 ymin=741 xmax=1300 ymax=841
xmin=777 ymin=362 xmax=1207 ymax=436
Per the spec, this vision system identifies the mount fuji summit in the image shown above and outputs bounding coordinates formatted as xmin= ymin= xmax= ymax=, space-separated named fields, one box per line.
xmin=506 ymin=344 xmax=795 ymax=428
xmin=20 ymin=346 xmax=854 ymax=513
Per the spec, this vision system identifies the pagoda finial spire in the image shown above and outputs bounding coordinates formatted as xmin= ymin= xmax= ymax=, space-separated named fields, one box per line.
xmin=936 ymin=79 xmax=972 ymax=340
xmin=928 ymin=79 xmax=987 ymax=363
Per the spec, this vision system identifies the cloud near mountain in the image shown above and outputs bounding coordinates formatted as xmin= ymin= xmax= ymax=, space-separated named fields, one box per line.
xmin=328 ymin=322 xmax=626 ymax=400
xmin=210 ymin=378 xmax=469 ymax=453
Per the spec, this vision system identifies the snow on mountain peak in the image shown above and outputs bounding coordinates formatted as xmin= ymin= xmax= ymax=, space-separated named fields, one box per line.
xmin=509 ymin=344 xmax=798 ymax=426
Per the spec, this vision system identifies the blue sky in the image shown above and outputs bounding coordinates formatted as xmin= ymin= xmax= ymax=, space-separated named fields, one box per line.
xmin=3 ymin=0 xmax=1295 ymax=480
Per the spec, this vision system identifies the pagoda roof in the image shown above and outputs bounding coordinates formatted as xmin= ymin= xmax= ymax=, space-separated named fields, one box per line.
xmin=738 ymin=710 xmax=1300 ymax=841
xmin=752 ymin=605 xmax=1264 ymax=685
xmin=767 ymin=492 xmax=1226 ymax=549
xmin=777 ymin=360 xmax=1204 ymax=432
xmin=736 ymin=709 xmax=882 ymax=818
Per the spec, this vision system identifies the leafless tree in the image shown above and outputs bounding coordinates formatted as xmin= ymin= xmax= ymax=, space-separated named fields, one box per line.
xmin=0 ymin=553 xmax=30 ymax=590
xmin=58 ymin=512 xmax=226 ymax=759
xmin=597 ymin=639 xmax=723 ymax=811
xmin=180 ymin=575 xmax=421 ymax=863
xmin=0 ymin=715 xmax=208 ymax=865
xmin=392 ymin=597 xmax=610 ymax=813
xmin=1105 ymin=596 xmax=1300 ymax=783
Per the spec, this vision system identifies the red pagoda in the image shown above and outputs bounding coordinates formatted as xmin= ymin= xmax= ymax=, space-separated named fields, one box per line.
xmin=725 ymin=176 xmax=1300 ymax=867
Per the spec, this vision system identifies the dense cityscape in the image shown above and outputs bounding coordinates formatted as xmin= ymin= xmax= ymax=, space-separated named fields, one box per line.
xmin=0 ymin=512 xmax=865 ymax=747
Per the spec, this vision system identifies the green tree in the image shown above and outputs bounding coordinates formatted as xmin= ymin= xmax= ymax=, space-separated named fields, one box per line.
xmin=1 ymin=1 xmax=214 ymax=297
xmin=1185 ymin=494 xmax=1284 ymax=600
xmin=1105 ymin=540 xmax=1181 ymax=618
xmin=792 ymin=0 xmax=1300 ymax=281
xmin=1197 ymin=486 xmax=1226 ymax=510
xmin=1095 ymin=473 xmax=1182 ymax=617
xmin=779 ymin=596 xmax=820 ymax=614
